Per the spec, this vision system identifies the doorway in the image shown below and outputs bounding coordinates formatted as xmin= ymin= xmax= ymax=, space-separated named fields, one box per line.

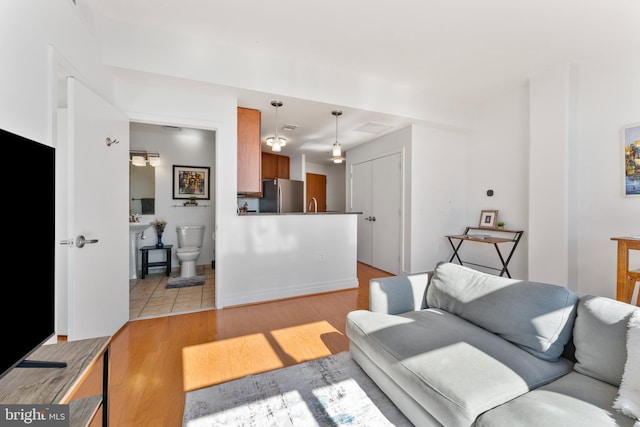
xmin=127 ymin=122 xmax=217 ymax=319
xmin=306 ymin=172 xmax=326 ymax=212
xmin=351 ymin=153 xmax=402 ymax=275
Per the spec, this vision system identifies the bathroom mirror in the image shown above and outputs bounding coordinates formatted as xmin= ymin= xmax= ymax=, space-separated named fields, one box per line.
xmin=130 ymin=163 xmax=155 ymax=214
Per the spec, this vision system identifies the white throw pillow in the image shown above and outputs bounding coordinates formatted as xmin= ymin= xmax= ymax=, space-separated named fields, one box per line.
xmin=614 ymin=309 xmax=640 ymax=426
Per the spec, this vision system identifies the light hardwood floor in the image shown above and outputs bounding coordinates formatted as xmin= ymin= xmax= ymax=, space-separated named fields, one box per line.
xmin=107 ymin=262 xmax=392 ymax=427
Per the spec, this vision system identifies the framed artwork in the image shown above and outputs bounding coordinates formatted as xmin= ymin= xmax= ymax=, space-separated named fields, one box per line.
xmin=172 ymin=165 xmax=210 ymax=200
xmin=479 ymin=210 xmax=499 ymax=229
xmin=623 ymin=123 xmax=640 ymax=196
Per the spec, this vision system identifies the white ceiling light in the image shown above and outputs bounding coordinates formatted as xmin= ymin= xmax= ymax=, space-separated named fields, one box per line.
xmin=266 ymin=136 xmax=286 ymax=151
xmin=330 ymin=110 xmax=345 ymax=164
xmin=267 ymin=100 xmax=286 ymax=152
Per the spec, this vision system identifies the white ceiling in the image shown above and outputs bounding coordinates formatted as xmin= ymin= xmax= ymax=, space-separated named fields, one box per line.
xmin=94 ymin=0 xmax=640 ymax=163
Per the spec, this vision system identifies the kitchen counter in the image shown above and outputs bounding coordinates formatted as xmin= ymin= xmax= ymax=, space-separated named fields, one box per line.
xmin=238 ymin=211 xmax=362 ymax=216
xmin=226 ymin=210 xmax=359 ymax=307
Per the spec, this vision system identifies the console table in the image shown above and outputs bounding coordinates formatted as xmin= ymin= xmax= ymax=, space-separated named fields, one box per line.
xmin=446 ymin=227 xmax=524 ymax=277
xmin=0 ymin=336 xmax=110 ymax=426
xmin=610 ymin=236 xmax=640 ymax=304
xmin=140 ymin=245 xmax=173 ymax=279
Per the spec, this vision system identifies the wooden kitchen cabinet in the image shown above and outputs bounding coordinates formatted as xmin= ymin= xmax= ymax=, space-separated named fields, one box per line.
xmin=237 ymin=107 xmax=262 ymax=194
xmin=262 ymin=152 xmax=290 ymax=179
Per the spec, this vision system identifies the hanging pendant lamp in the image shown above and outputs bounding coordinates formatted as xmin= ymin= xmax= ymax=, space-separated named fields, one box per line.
xmin=330 ymin=110 xmax=345 ymax=163
xmin=267 ymin=100 xmax=286 ymax=152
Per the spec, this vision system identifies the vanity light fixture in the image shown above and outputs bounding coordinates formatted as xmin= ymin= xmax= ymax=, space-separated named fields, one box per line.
xmin=130 ymin=150 xmax=161 ymax=167
xmin=131 ymin=154 xmax=147 ymax=167
xmin=147 ymin=153 xmax=161 ymax=167
xmin=330 ymin=110 xmax=345 ymax=164
xmin=267 ymin=100 xmax=286 ymax=152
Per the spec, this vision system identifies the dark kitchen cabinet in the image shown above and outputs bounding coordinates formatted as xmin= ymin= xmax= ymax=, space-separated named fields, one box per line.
xmin=262 ymin=152 xmax=290 ymax=179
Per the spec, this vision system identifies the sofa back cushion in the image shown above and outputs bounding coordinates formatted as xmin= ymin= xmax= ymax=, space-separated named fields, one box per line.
xmin=426 ymin=262 xmax=579 ymax=361
xmin=573 ymin=295 xmax=638 ymax=387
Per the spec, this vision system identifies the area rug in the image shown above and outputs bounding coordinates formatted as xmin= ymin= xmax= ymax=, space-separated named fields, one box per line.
xmin=166 ymin=275 xmax=206 ymax=288
xmin=182 ymin=351 xmax=412 ymax=426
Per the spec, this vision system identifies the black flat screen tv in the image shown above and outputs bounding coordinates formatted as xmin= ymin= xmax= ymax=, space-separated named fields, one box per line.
xmin=0 ymin=127 xmax=60 ymax=380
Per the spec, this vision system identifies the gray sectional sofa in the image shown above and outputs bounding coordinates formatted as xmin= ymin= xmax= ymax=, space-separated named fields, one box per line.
xmin=346 ymin=262 xmax=639 ymax=426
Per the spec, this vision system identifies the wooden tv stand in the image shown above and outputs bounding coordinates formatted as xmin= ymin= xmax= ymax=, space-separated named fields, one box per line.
xmin=0 ymin=336 xmax=110 ymax=426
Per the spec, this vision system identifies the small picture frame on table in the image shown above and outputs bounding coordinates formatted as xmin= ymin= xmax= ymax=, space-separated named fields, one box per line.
xmin=479 ymin=210 xmax=499 ymax=229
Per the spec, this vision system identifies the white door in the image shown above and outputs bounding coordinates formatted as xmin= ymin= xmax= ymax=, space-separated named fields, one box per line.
xmin=63 ymin=77 xmax=129 ymax=341
xmin=371 ymin=153 xmax=401 ymax=274
xmin=352 ymin=161 xmax=373 ymax=265
xmin=351 ymin=153 xmax=401 ymax=274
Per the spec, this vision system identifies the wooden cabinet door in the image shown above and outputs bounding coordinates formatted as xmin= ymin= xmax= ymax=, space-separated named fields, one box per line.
xmin=262 ymin=152 xmax=277 ymax=179
xmin=276 ymin=155 xmax=290 ymax=179
xmin=237 ymin=107 xmax=261 ymax=193
xmin=262 ymin=152 xmax=289 ymax=179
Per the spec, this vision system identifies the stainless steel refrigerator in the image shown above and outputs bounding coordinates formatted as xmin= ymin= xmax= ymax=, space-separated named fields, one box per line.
xmin=259 ymin=178 xmax=304 ymax=213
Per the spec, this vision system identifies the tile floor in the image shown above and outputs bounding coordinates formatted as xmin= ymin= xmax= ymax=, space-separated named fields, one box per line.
xmin=128 ymin=264 xmax=215 ymax=320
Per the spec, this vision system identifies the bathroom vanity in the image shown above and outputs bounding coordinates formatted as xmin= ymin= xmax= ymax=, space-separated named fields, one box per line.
xmin=129 ymin=223 xmax=151 ymax=279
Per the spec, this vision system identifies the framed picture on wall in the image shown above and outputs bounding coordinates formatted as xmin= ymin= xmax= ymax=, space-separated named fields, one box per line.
xmin=623 ymin=123 xmax=640 ymax=196
xmin=479 ymin=210 xmax=499 ymax=229
xmin=172 ymin=165 xmax=210 ymax=200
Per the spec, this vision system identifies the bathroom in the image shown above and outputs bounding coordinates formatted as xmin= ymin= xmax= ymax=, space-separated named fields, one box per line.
xmin=129 ymin=122 xmax=216 ymax=281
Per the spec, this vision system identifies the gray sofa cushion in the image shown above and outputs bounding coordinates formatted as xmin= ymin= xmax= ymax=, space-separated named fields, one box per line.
xmin=426 ymin=262 xmax=578 ymax=361
xmin=573 ymin=295 xmax=639 ymax=387
xmin=476 ymin=371 xmax=636 ymax=427
xmin=369 ymin=272 xmax=430 ymax=314
xmin=346 ymin=308 xmax=573 ymax=427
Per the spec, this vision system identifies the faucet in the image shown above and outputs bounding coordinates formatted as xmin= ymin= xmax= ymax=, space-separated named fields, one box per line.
xmin=308 ymin=197 xmax=318 ymax=213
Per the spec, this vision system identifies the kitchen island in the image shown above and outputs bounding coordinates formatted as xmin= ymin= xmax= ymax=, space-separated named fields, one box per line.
xmin=222 ymin=211 xmax=359 ymax=307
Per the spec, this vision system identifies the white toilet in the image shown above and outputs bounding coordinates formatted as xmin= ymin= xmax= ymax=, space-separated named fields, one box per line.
xmin=176 ymin=225 xmax=205 ymax=278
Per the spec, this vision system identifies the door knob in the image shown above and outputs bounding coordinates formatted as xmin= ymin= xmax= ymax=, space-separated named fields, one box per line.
xmin=75 ymin=235 xmax=99 ymax=248
xmin=60 ymin=235 xmax=99 ymax=248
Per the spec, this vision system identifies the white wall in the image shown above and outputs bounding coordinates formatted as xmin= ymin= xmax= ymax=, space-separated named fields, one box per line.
xmin=0 ymin=1 xmax=110 ymax=144
xmin=573 ymin=51 xmax=640 ymax=298
xmin=224 ymin=214 xmax=358 ymax=306
xmin=470 ymin=50 xmax=640 ymax=299
xmin=98 ymin=16 xmax=472 ymax=132
xmin=465 ymin=85 xmax=530 ymax=280
xmin=529 ymin=65 xmax=573 ymax=287
xmin=411 ymin=124 xmax=468 ymax=274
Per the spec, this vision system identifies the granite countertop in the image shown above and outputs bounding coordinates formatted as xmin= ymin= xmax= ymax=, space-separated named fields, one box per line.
xmin=238 ymin=211 xmax=362 ymax=216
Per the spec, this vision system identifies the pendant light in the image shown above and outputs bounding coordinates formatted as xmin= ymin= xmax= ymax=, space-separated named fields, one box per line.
xmin=331 ymin=110 xmax=345 ymax=163
xmin=267 ymin=100 xmax=286 ymax=152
